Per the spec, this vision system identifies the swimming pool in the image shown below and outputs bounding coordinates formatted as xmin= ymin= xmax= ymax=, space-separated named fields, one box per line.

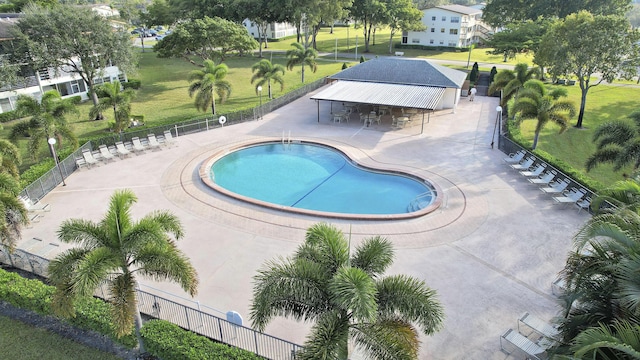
xmin=200 ymin=141 xmax=441 ymax=219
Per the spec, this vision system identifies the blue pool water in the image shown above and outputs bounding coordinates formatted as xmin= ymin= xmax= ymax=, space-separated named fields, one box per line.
xmin=210 ymin=143 xmax=436 ymax=215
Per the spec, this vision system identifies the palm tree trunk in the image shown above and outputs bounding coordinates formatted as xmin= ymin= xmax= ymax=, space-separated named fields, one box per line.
xmin=301 ymin=65 xmax=305 ymax=84
xmin=268 ymin=80 xmax=272 ymax=99
xmin=134 ymin=305 xmax=146 ymax=354
xmin=532 ymin=132 xmax=540 ymax=150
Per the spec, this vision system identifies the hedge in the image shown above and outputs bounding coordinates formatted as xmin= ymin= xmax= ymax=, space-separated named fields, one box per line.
xmin=395 ymin=43 xmax=470 ymax=52
xmin=0 ymin=268 xmax=137 ymax=348
xmin=123 ymin=79 xmax=141 ymax=90
xmin=19 ymin=147 xmax=74 ymax=189
xmin=141 ymin=320 xmax=263 ymax=360
xmin=0 ymin=110 xmax=22 ymax=123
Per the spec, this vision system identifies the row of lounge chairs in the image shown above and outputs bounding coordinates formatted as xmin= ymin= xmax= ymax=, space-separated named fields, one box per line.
xmin=504 ymin=150 xmax=591 ymax=213
xmin=76 ymin=131 xmax=177 ymax=169
xmin=500 ymin=312 xmax=559 ymax=360
xmin=18 ymin=195 xmax=51 ymax=225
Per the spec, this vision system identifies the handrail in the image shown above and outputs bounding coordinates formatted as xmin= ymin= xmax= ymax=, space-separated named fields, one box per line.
xmin=407 ymin=191 xmax=433 ymax=212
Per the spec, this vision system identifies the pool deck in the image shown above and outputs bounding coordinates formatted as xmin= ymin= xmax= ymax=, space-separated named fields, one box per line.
xmin=19 ymin=89 xmax=587 ymax=359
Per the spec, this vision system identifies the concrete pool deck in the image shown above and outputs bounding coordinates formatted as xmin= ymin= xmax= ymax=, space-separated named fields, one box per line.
xmin=19 ymin=89 xmax=587 ymax=359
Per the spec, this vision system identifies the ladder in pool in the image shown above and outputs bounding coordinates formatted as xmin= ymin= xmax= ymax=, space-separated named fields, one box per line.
xmin=407 ymin=192 xmax=432 ymax=212
xmin=282 ymin=130 xmax=291 ymax=148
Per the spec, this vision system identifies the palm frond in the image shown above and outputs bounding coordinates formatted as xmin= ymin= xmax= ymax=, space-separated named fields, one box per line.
xmin=297 ymin=310 xmax=349 ymax=360
xmin=134 ymin=241 xmax=198 ymax=296
xmin=329 ymin=267 xmax=378 ymax=323
xmin=351 ymin=236 xmax=394 ymax=277
xmin=109 ymin=272 xmax=138 ymax=337
xmin=351 ymin=317 xmax=419 ymax=360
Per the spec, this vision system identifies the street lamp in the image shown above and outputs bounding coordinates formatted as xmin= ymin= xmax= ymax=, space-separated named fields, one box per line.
xmin=48 ymin=138 xmax=66 ymax=186
xmin=491 ymin=106 xmax=502 ymax=149
xmin=257 ymin=86 xmax=263 ymax=119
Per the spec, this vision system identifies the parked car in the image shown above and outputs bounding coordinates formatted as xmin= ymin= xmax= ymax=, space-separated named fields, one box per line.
xmin=131 ymin=28 xmax=142 ymax=35
xmin=155 ymin=35 xmax=165 ymax=41
xmin=155 ymin=26 xmax=164 ymax=31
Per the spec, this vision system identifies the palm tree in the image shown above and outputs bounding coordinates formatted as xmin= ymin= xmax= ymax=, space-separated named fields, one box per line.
xmin=0 ymin=139 xmax=21 ymax=179
xmin=566 ymin=320 xmax=640 ymax=359
xmin=0 ymin=173 xmax=28 ymax=252
xmin=286 ymin=43 xmax=318 ymax=84
xmin=47 ymin=189 xmax=198 ymax=352
xmin=590 ymin=175 xmax=640 ymax=214
xmin=511 ymin=79 xmax=576 ymax=150
xmin=89 ymin=81 xmax=136 ymax=133
xmin=586 ymin=111 xmax=640 ymax=173
xmin=188 ymin=60 xmax=232 ymax=116
xmin=488 ymin=63 xmax=540 ymax=106
xmin=251 ymin=223 xmax=444 ymax=359
xmin=13 ymin=90 xmax=78 ymax=159
xmin=251 ymin=59 xmax=285 ymax=99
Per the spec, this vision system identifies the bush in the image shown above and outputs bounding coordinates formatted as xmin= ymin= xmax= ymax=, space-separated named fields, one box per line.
xmin=19 ymin=147 xmax=75 ymax=189
xmin=141 ymin=320 xmax=262 ymax=360
xmin=123 ymin=79 xmax=141 ymax=90
xmin=395 ymin=43 xmax=468 ymax=52
xmin=68 ymin=95 xmax=82 ymax=105
xmin=359 ymin=55 xmax=366 ymax=63
xmin=0 ymin=110 xmax=22 ymax=123
xmin=0 ymin=268 xmax=137 ymax=348
xmin=341 ymin=62 xmax=348 ymax=70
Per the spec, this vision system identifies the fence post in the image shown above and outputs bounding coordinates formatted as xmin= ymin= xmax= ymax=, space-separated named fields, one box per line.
xmin=254 ymin=330 xmax=260 ymax=356
xmin=218 ymin=317 xmax=224 ymax=342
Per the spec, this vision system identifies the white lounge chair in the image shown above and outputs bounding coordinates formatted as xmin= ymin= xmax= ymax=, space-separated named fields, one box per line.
xmin=147 ymin=134 xmax=162 ymax=150
xmin=82 ymin=149 xmax=99 ymax=168
xmin=131 ymin=137 xmax=147 ymax=152
xmin=528 ymin=171 xmax=556 ymax=186
xmin=576 ymin=196 xmax=592 ymax=213
xmin=503 ymin=150 xmax=526 ymax=164
xmin=162 ymin=130 xmax=177 ymax=147
xmin=553 ymin=188 xmax=586 ymax=207
xmin=98 ymin=144 xmax=115 ymax=163
xmin=540 ymin=179 xmax=569 ymax=195
xmin=510 ymin=157 xmax=535 ymax=171
xmin=115 ymin=141 xmax=131 ymax=158
xmin=19 ymin=196 xmax=50 ymax=212
xmin=518 ymin=312 xmax=560 ymax=341
xmin=500 ymin=328 xmax=547 ymax=360
xmin=520 ymin=163 xmax=546 ymax=177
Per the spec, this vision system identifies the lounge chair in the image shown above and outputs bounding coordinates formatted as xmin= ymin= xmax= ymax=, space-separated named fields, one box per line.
xmin=75 ymin=157 xmax=87 ymax=169
xmin=528 ymin=171 xmax=556 ymax=186
xmin=115 ymin=141 xmax=131 ymax=158
xmin=503 ymin=150 xmax=526 ymax=164
xmin=98 ymin=144 xmax=115 ymax=162
xmin=500 ymin=328 xmax=547 ymax=360
xmin=576 ymin=196 xmax=592 ymax=213
xmin=553 ymin=188 xmax=586 ymax=207
xmin=518 ymin=312 xmax=560 ymax=341
xmin=19 ymin=196 xmax=50 ymax=212
xmin=510 ymin=157 xmax=535 ymax=171
xmin=162 ymin=130 xmax=177 ymax=146
xmin=131 ymin=137 xmax=147 ymax=152
xmin=540 ymin=179 xmax=569 ymax=195
xmin=147 ymin=134 xmax=162 ymax=150
xmin=520 ymin=163 xmax=546 ymax=177
xmin=82 ymin=149 xmax=99 ymax=168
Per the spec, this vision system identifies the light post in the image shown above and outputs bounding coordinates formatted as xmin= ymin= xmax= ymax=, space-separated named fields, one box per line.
xmin=491 ymin=106 xmax=502 ymax=149
xmin=257 ymin=86 xmax=263 ymax=119
xmin=48 ymin=138 xmax=66 ymax=186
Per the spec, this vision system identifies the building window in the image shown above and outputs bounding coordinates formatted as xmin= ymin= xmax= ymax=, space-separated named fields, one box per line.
xmin=451 ymin=16 xmax=460 ymax=23
xmin=450 ymin=29 xmax=458 ymax=35
xmin=448 ymin=42 xmax=457 ymax=47
xmin=439 ymin=40 xmax=444 ymax=45
xmin=431 ymin=16 xmax=436 ymax=21
xmin=429 ymin=39 xmax=434 ymax=44
xmin=440 ymin=28 xmax=445 ymax=33
xmin=411 ymin=38 xmax=420 ymax=44
xmin=402 ymin=36 xmax=407 ymax=43
xmin=430 ymin=28 xmax=435 ymax=33
xmin=442 ymin=16 xmax=446 ymax=21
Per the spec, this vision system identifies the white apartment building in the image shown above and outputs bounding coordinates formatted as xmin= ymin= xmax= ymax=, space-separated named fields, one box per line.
xmin=242 ymin=19 xmax=297 ymax=40
xmin=401 ymin=4 xmax=492 ymax=48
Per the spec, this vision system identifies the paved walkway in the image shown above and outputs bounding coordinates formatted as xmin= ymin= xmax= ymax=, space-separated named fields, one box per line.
xmin=20 ymin=91 xmax=587 ymax=359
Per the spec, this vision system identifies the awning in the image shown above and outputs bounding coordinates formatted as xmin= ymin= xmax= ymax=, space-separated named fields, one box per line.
xmin=310 ymin=80 xmax=446 ymax=110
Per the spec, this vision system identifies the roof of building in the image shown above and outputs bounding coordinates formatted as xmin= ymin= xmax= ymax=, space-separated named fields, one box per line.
xmin=434 ymin=4 xmax=482 ymax=15
xmin=328 ymin=57 xmax=467 ymax=89
xmin=0 ymin=14 xmax=21 ymax=41
xmin=310 ymin=81 xmax=446 ymax=110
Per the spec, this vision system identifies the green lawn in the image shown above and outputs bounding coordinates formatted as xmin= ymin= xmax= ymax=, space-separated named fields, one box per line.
xmin=0 ymin=315 xmax=122 ymax=360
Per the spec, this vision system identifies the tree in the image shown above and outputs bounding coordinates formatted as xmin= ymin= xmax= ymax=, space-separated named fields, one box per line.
xmin=350 ymin=0 xmax=387 ymax=52
xmin=590 ymin=176 xmax=640 ymax=214
xmin=482 ymin=0 xmax=632 ymax=28
xmin=568 ymin=320 xmax=640 ymax=359
xmin=487 ymin=63 xmax=539 ymax=106
xmin=251 ymin=59 xmax=285 ymax=99
xmin=89 ymin=82 xmax=136 ymax=133
xmin=155 ymin=16 xmax=258 ymax=65
xmin=167 ymin=0 xmax=238 ymax=21
xmin=536 ymin=11 xmax=640 ymax=128
xmin=13 ymin=90 xmax=77 ymax=159
xmin=485 ymin=19 xmax=550 ymax=61
xmin=251 ymin=223 xmax=444 ymax=359
xmin=0 ymin=172 xmax=28 ymax=252
xmin=0 ymin=139 xmax=21 ymax=179
xmin=239 ymin=0 xmax=279 ymax=57
xmin=0 ymin=55 xmax=19 ymax=90
xmin=140 ymin=0 xmax=177 ymax=29
xmin=511 ymin=79 xmax=576 ymax=150
xmin=13 ymin=4 xmax=137 ymax=109
xmin=47 ymin=189 xmax=198 ymax=351
xmin=188 ymin=60 xmax=232 ymax=116
xmin=382 ymin=0 xmax=424 ymax=54
xmin=286 ymin=43 xmax=318 ymax=84
xmin=586 ymin=110 xmax=640 ymax=173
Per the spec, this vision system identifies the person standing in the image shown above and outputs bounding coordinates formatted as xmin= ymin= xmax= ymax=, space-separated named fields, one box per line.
xmin=469 ymin=87 xmax=477 ymax=101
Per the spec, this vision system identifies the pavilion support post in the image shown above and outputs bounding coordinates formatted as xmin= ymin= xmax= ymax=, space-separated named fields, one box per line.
xmin=317 ymin=100 xmax=320 ymax=122
xmin=421 ymin=110 xmax=425 ymax=134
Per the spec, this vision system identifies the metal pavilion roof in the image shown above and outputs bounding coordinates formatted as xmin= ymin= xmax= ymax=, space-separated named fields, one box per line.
xmin=310 ymin=80 xmax=446 ymax=110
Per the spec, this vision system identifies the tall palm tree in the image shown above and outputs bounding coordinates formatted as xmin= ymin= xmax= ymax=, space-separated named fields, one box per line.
xmin=586 ymin=111 xmax=640 ymax=173
xmin=0 ymin=139 xmax=21 ymax=179
xmin=188 ymin=60 xmax=232 ymax=116
xmin=568 ymin=320 xmax=640 ymax=360
xmin=286 ymin=42 xmax=318 ymax=84
xmin=0 ymin=173 xmax=28 ymax=252
xmin=89 ymin=81 xmax=136 ymax=133
xmin=47 ymin=189 xmax=198 ymax=352
xmin=13 ymin=90 xmax=77 ymax=159
xmin=251 ymin=59 xmax=285 ymax=99
xmin=488 ymin=63 xmax=540 ymax=106
xmin=511 ymin=79 xmax=576 ymax=150
xmin=251 ymin=223 xmax=444 ymax=359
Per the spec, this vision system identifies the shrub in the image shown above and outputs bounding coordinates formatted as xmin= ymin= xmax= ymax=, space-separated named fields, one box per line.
xmin=0 ymin=268 xmax=137 ymax=348
xmin=359 ymin=55 xmax=366 ymax=63
xmin=68 ymin=95 xmax=82 ymax=105
xmin=0 ymin=110 xmax=22 ymax=123
xmin=123 ymin=79 xmax=141 ymax=90
xmin=341 ymin=62 xmax=348 ymax=70
xmin=141 ymin=320 xmax=263 ymax=360
xmin=9 ymin=120 xmax=32 ymax=140
xmin=19 ymin=147 xmax=75 ymax=189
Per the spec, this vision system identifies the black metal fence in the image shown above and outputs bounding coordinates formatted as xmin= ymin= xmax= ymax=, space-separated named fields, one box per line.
xmin=0 ymin=244 xmax=304 ymax=359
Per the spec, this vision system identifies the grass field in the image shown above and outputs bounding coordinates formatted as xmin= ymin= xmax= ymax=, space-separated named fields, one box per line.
xmin=0 ymin=315 xmax=121 ymax=360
